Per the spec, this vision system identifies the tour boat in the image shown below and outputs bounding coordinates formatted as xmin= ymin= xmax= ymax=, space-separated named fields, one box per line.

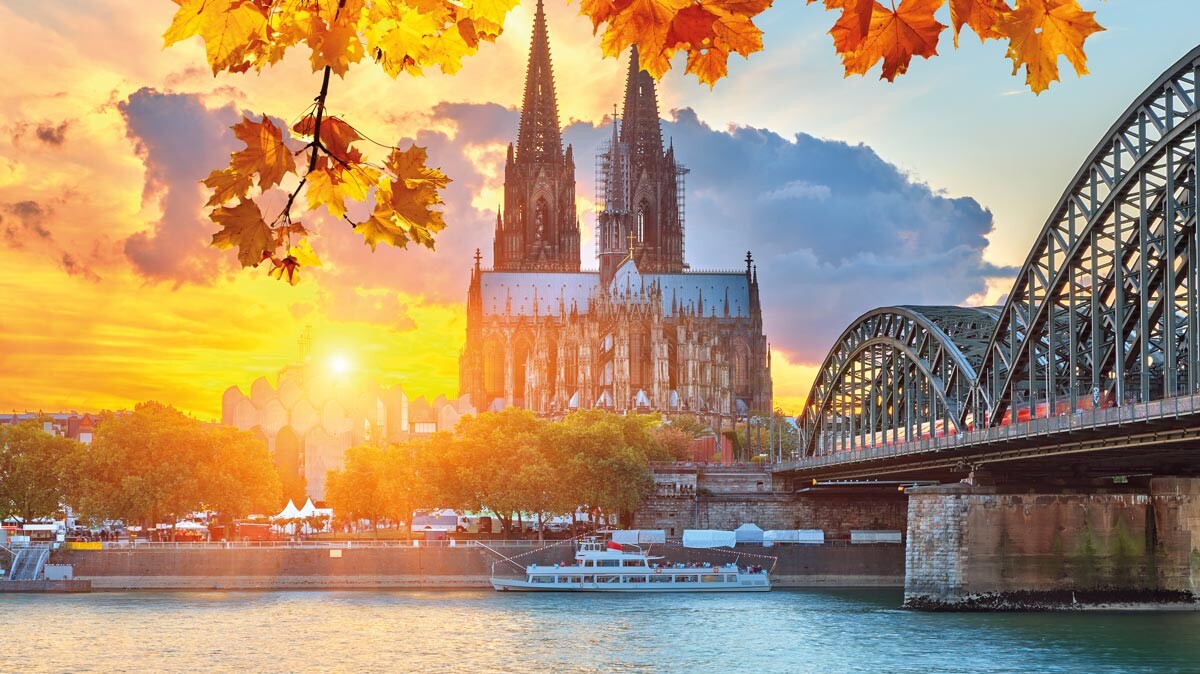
xmin=490 ymin=537 xmax=771 ymax=592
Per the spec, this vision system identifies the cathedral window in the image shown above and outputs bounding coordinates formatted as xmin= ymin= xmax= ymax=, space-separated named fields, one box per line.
xmin=636 ymin=207 xmax=645 ymax=242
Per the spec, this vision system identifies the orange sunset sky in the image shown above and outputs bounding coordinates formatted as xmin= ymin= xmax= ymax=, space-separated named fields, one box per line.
xmin=3 ymin=1 xmax=1199 ymax=420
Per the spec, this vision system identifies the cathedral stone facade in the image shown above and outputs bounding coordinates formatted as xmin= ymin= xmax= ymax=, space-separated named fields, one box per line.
xmin=459 ymin=0 xmax=772 ymax=419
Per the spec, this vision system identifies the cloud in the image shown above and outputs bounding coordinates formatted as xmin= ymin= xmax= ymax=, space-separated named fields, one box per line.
xmin=762 ymin=180 xmax=832 ymax=202
xmin=9 ymin=120 xmax=71 ymax=147
xmin=565 ymin=108 xmax=1014 ymax=362
xmin=61 ymin=252 xmax=101 ymax=282
xmin=0 ymin=200 xmax=102 ymax=281
xmin=118 ymin=87 xmax=240 ymax=285
xmin=307 ymin=101 xmax=1011 ymax=365
xmin=1 ymin=200 xmax=54 ymax=241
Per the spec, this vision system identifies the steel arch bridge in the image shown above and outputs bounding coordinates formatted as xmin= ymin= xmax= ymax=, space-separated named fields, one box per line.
xmin=799 ymin=44 xmax=1200 ymax=462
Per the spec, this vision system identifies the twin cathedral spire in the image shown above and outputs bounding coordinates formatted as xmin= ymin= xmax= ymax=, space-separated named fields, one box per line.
xmin=492 ymin=0 xmax=685 ymax=282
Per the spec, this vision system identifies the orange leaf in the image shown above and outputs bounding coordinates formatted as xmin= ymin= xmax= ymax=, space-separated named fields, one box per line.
xmin=292 ymin=115 xmax=362 ymax=163
xmin=836 ymin=0 xmax=946 ymax=82
xmin=949 ymin=0 xmax=1010 ymax=46
xmin=210 ymin=199 xmax=273 ymax=267
xmin=230 ymin=116 xmax=296 ymax=190
xmin=996 ymin=0 xmax=1102 ymax=94
xmin=818 ymin=0 xmax=875 ymax=53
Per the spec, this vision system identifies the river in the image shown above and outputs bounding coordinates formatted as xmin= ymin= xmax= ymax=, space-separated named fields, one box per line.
xmin=1 ymin=589 xmax=1196 ymax=673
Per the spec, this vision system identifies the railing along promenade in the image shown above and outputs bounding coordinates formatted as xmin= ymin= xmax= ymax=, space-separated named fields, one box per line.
xmin=777 ymin=392 xmax=1200 ymax=474
xmin=31 ymin=539 xmax=576 ymax=551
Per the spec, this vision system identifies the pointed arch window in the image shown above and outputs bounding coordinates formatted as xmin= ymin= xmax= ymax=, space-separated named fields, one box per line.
xmin=637 ymin=205 xmax=646 ymax=242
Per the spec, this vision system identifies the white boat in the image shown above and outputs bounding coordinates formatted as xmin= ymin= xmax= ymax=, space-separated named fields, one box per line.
xmin=490 ymin=537 xmax=771 ymax=592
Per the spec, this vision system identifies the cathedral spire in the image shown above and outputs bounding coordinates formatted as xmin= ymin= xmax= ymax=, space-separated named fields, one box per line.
xmin=620 ymin=45 xmax=664 ymax=165
xmin=515 ymin=0 xmax=563 ymax=164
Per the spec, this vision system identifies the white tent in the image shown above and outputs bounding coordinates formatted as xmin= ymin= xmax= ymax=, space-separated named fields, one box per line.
xmin=764 ymin=530 xmax=824 ymax=545
xmin=173 ymin=521 xmax=208 ymax=531
xmin=611 ymin=530 xmax=667 ymax=545
xmin=683 ymin=529 xmax=736 ymax=549
xmin=298 ymin=498 xmax=320 ymax=518
xmin=734 ymin=523 xmax=764 ymax=545
xmin=272 ymin=500 xmax=302 ymax=521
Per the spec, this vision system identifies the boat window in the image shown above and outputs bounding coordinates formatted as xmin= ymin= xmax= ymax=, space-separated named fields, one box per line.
xmin=597 ymin=576 xmax=617 ymax=583
xmin=583 ymin=576 xmax=594 ymax=583
xmin=621 ymin=560 xmax=644 ymax=567
xmin=677 ymin=575 xmax=697 ymax=583
xmin=649 ymin=575 xmax=671 ymax=583
xmin=701 ymin=575 xmax=719 ymax=582
xmin=627 ymin=576 xmax=648 ymax=583
xmin=597 ymin=559 xmax=618 ymax=567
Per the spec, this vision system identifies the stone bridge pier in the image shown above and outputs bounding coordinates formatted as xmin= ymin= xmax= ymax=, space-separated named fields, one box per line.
xmin=903 ymin=477 xmax=1200 ymax=609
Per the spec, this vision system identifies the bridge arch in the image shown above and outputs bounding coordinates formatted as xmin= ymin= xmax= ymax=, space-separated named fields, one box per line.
xmin=799 ymin=306 xmax=997 ymax=456
xmin=798 ymin=45 xmax=1200 ymax=460
xmin=973 ymin=45 xmax=1200 ymax=426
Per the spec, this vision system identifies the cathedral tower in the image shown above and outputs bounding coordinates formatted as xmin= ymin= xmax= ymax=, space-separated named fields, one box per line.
xmin=493 ymin=0 xmax=580 ymax=272
xmin=597 ymin=47 xmax=686 ymax=283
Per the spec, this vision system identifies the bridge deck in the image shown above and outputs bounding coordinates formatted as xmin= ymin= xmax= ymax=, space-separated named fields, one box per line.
xmin=778 ymin=394 xmax=1200 ymax=481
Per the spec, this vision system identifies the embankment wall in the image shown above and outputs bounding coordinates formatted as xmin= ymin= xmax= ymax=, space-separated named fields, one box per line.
xmin=52 ymin=543 xmax=903 ymax=590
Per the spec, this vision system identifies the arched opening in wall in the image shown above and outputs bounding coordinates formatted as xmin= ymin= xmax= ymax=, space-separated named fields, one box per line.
xmin=667 ymin=333 xmax=679 ymax=396
xmin=637 ymin=199 xmax=654 ymax=248
xmin=534 ymin=197 xmax=550 ymax=241
xmin=631 ymin=326 xmax=654 ymax=392
xmin=599 ymin=361 xmax=615 ymax=407
xmin=545 ymin=337 xmax=558 ymax=409
xmin=564 ymin=342 xmax=578 ymax=393
xmin=733 ymin=339 xmax=751 ymax=396
xmin=484 ymin=337 xmax=505 ymax=402
xmin=513 ymin=336 xmax=533 ymax=408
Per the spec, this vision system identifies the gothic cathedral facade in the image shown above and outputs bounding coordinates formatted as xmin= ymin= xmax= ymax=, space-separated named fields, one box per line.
xmin=460 ymin=0 xmax=772 ymax=419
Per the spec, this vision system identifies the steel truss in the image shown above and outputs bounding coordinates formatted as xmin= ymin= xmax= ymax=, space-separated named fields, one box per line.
xmin=800 ymin=46 xmax=1200 ymax=459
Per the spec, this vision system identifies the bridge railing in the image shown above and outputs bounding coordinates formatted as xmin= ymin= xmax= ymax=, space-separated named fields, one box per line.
xmin=783 ymin=392 xmax=1200 ymax=470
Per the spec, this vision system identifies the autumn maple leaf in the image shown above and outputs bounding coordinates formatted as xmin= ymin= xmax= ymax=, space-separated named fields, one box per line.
xmin=949 ymin=0 xmax=1009 ymax=46
xmin=836 ymin=0 xmax=947 ymax=82
xmin=996 ymin=0 xmax=1101 ymax=94
xmin=211 ymin=199 xmax=273 ymax=267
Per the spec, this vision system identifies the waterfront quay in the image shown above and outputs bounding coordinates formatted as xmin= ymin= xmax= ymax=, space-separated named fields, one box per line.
xmin=45 ymin=539 xmax=902 ymax=590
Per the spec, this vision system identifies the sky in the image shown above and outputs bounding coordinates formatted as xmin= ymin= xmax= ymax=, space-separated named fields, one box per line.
xmin=2 ymin=0 xmax=1200 ymax=419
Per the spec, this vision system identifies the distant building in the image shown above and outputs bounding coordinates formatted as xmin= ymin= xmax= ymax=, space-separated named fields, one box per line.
xmin=458 ymin=1 xmax=772 ymax=420
xmin=221 ymin=361 xmax=474 ymax=500
xmin=0 ymin=412 xmax=99 ymax=443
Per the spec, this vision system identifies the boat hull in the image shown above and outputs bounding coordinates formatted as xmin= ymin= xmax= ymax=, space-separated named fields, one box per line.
xmin=491 ymin=578 xmax=771 ymax=592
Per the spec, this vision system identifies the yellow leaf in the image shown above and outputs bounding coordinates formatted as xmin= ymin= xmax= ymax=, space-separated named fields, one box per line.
xmin=996 ymin=0 xmax=1102 ymax=94
xmin=210 ymin=199 xmax=273 ymax=267
xmin=197 ymin=0 xmax=268 ymax=74
xmin=289 ymin=238 xmax=322 ymax=268
xmin=163 ymin=0 xmax=228 ymax=47
xmin=202 ymin=167 xmax=254 ymax=207
xmin=230 ymin=116 xmax=296 ymax=190
xmin=310 ymin=20 xmax=365 ymax=76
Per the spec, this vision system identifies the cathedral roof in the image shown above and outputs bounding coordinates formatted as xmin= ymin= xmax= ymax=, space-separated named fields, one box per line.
xmin=479 ymin=269 xmax=752 ymax=318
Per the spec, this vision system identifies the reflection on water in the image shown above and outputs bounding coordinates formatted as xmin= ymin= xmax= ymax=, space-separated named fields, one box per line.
xmin=1 ymin=589 xmax=1197 ymax=674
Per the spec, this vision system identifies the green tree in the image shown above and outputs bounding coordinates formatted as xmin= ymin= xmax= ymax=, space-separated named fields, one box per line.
xmin=551 ymin=411 xmax=656 ymax=527
xmin=324 ymin=444 xmax=388 ymax=528
xmin=0 ymin=421 xmax=83 ymax=522
xmin=78 ymin=402 xmax=282 ymax=526
xmin=201 ymin=424 xmax=283 ymax=518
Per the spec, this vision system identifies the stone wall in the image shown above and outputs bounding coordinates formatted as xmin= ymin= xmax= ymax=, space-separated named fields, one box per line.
xmin=51 ymin=543 xmax=902 ymax=589
xmin=905 ymin=478 xmax=1200 ymax=608
xmin=634 ymin=493 xmax=907 ymax=538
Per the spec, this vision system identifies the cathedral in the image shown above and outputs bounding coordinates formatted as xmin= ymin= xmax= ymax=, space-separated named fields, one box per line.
xmin=459 ymin=0 xmax=772 ymax=419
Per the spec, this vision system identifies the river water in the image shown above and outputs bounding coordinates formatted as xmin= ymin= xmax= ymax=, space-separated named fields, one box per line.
xmin=1 ymin=589 xmax=1196 ymax=673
